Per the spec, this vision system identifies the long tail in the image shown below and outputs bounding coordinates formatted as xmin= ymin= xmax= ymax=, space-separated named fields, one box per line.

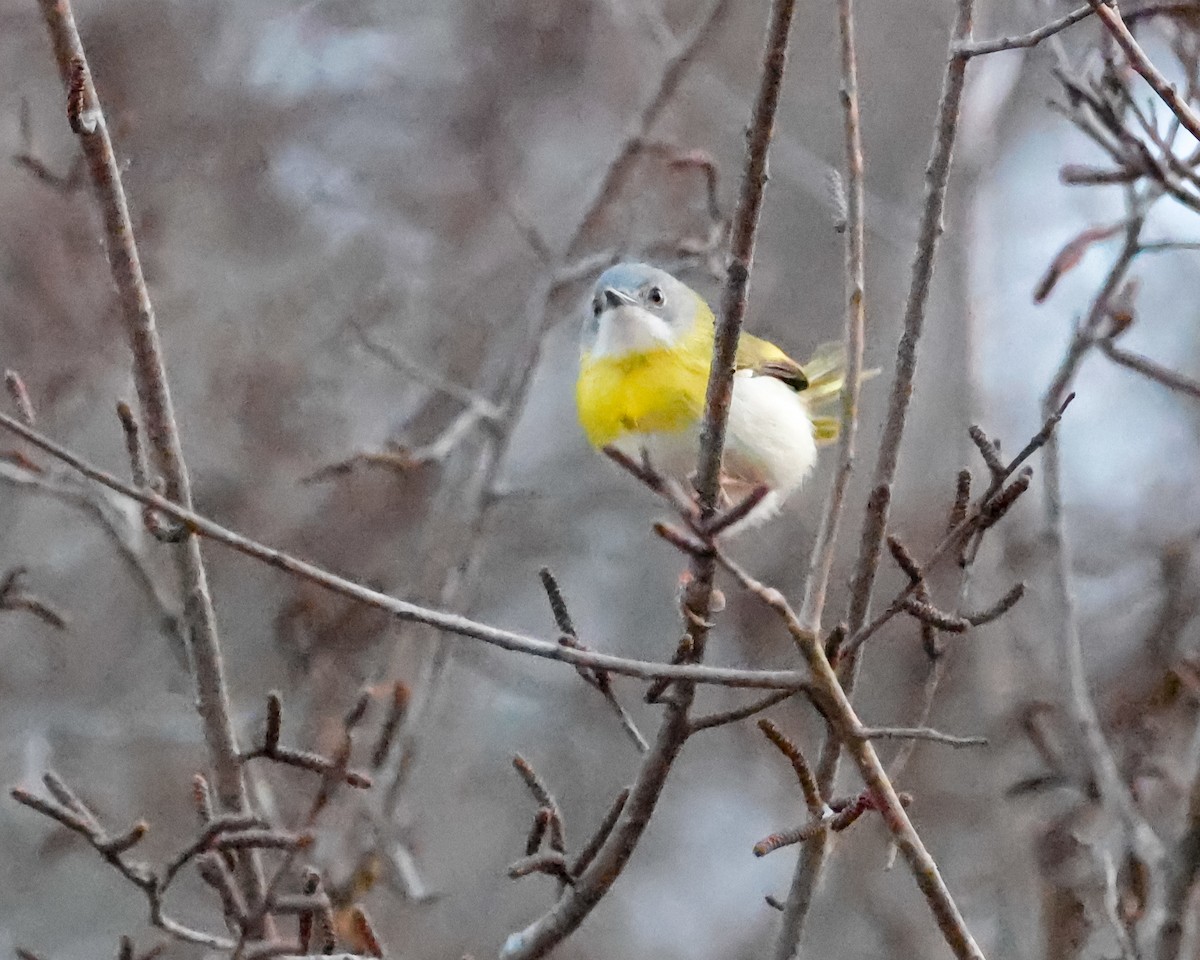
xmin=800 ymin=342 xmax=878 ymax=444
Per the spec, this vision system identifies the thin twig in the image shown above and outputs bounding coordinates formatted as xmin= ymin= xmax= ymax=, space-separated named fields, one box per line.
xmin=838 ymin=0 xmax=976 ymax=686
xmin=689 ymin=691 xmax=797 ymax=733
xmin=1087 ymin=0 xmax=1200 ymax=144
xmin=33 ymin=0 xmax=268 ymax=928
xmin=1099 ymin=339 xmax=1200 ymax=401
xmin=345 ymin=906 xmax=385 ymax=959
xmin=777 ymin=1 xmax=977 ymax=950
xmin=11 ymin=780 xmax=236 ymax=950
xmin=242 ymin=692 xmax=372 ymax=789
xmin=716 ymin=550 xmax=986 ymax=960
xmin=512 ymin=756 xmax=566 ymax=855
xmin=0 ymin=567 xmax=67 ymax=629
xmin=507 ymin=853 xmax=575 ymax=886
xmin=565 ymin=0 xmax=735 ymax=258
xmin=693 ymin=0 xmax=797 ymax=514
xmin=541 ymin=568 xmax=649 ymax=753
xmin=758 ymin=719 xmax=824 ymax=815
xmin=857 ymin=726 xmax=987 ymax=748
xmin=350 ymin=322 xmax=504 ymax=419
xmin=957 ymin=3 xmax=1095 ymax=57
xmin=0 ymin=460 xmax=185 ymax=651
xmin=5 ymin=370 xmax=36 ymax=426
xmin=1041 ymin=210 xmax=1165 ymax=874
xmin=1158 ymin=746 xmax=1200 ymax=960
xmin=791 ymin=0 xmax=869 ymax=635
xmin=768 ymin=0 xmax=870 ymax=934
xmin=0 ymin=408 xmax=814 ymax=692
xmin=569 ymin=788 xmax=630 ymax=879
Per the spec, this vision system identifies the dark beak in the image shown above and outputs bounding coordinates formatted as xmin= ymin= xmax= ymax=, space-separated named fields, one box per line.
xmin=604 ymin=288 xmax=636 ymax=308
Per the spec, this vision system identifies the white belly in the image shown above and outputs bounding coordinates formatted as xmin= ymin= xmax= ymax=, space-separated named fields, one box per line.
xmin=610 ymin=371 xmax=817 ymax=526
xmin=725 ymin=371 xmax=818 ymax=494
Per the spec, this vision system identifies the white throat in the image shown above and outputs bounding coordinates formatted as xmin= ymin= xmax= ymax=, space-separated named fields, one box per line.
xmin=591 ymin=305 xmax=675 ymax=358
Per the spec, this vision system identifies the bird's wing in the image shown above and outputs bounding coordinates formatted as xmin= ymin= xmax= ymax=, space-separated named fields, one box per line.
xmin=737 ymin=337 xmax=878 ymax=446
xmin=796 ymin=341 xmax=851 ymax=404
xmin=735 ymin=334 xmax=809 ymax=391
xmin=800 ymin=341 xmax=881 ymax=444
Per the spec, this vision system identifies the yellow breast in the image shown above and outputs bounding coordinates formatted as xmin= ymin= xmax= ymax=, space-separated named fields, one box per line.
xmin=576 ymin=346 xmax=709 ymax=448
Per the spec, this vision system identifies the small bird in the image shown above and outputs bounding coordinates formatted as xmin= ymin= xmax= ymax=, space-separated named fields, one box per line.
xmin=576 ymin=262 xmax=850 ymax=528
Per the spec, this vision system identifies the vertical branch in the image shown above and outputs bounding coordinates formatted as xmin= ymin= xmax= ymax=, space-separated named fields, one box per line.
xmin=500 ymin=3 xmax=798 ymax=956
xmin=771 ymin=0 xmax=867 ymax=949
xmin=33 ymin=0 xmax=267 ymax=928
xmin=1158 ymin=757 xmax=1200 ymax=960
xmin=839 ymin=0 xmax=974 ymax=683
xmin=793 ymin=0 xmax=867 ymax=629
xmin=774 ymin=1 xmax=975 ymax=955
xmin=1041 ymin=216 xmax=1164 ymax=871
xmin=720 ymin=559 xmax=985 ymax=959
xmin=694 ymin=0 xmax=798 ymax=517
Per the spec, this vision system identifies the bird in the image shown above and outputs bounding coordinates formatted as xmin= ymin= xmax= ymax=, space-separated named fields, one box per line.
xmin=575 ymin=262 xmax=851 ymax=529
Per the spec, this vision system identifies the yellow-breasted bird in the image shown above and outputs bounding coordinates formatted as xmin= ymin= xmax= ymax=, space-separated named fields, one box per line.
xmin=575 ymin=262 xmax=851 ymax=528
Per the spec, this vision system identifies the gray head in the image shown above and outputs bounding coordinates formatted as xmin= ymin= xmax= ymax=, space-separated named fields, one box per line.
xmin=581 ymin=262 xmax=704 ymax=358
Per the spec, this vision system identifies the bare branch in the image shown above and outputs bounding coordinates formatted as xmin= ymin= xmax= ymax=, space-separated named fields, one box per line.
xmin=885 ymin=535 xmax=924 ymax=584
xmin=1041 ymin=212 xmax=1165 ymax=872
xmin=776 ymin=0 xmax=979 ymax=942
xmin=754 ymin=819 xmax=830 ymax=857
xmin=693 ymin=0 xmax=797 ymax=514
xmin=702 ymin=485 xmax=771 ymax=537
xmin=758 ymin=719 xmax=824 ymax=814
xmin=32 ymin=0 xmax=269 ymax=927
xmin=5 ymin=370 xmax=36 ymax=426
xmin=11 ymin=780 xmax=236 ymax=950
xmin=297 ymin=868 xmax=336 ymax=956
xmin=717 ymin=549 xmax=986 ymax=957
xmin=511 ymin=755 xmax=566 ymax=854
xmin=569 ymin=788 xmax=630 ymax=879
xmin=957 ymin=4 xmax=1095 ymax=57
xmin=524 ymin=808 xmax=552 ymax=857
xmin=688 ymin=691 xmax=797 ymax=733
xmin=948 ymin=470 xmax=972 ymax=534
xmin=243 ymin=692 xmax=372 ymax=789
xmin=1099 ymin=338 xmax=1200 ymax=401
xmin=161 ymin=814 xmax=268 ymax=890
xmin=1087 ymin=0 xmax=1200 ymax=144
xmin=0 ymin=407 xmax=815 ymax=692
xmin=0 ymin=567 xmax=67 ymax=629
xmin=1158 ymin=752 xmax=1200 ymax=960
xmin=756 ymin=789 xmax=914 ymax=858
xmin=857 ymin=726 xmax=987 ymax=748
xmin=369 ymin=682 xmax=411 ymax=771
xmin=564 ymin=0 xmax=735 ymax=258
xmin=542 ymin=568 xmax=649 ymax=753
xmin=967 ymin=424 xmax=1006 ymax=477
xmin=507 ymin=853 xmax=575 ymax=886
xmin=350 ymin=322 xmax=503 ymax=419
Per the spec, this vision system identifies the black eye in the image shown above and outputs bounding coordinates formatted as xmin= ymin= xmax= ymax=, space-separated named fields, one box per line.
xmin=647 ymin=286 xmax=664 ymax=306
xmin=592 ymin=298 xmax=602 ymax=318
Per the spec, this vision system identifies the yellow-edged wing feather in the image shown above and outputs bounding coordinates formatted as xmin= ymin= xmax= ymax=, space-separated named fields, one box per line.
xmin=738 ymin=337 xmax=876 ymax=446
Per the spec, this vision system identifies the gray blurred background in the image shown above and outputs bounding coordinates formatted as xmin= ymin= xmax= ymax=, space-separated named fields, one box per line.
xmin=1 ymin=0 xmax=1199 ymax=958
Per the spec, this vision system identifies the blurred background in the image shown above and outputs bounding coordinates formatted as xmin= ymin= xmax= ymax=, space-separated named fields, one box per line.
xmin=1 ymin=0 xmax=1199 ymax=957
